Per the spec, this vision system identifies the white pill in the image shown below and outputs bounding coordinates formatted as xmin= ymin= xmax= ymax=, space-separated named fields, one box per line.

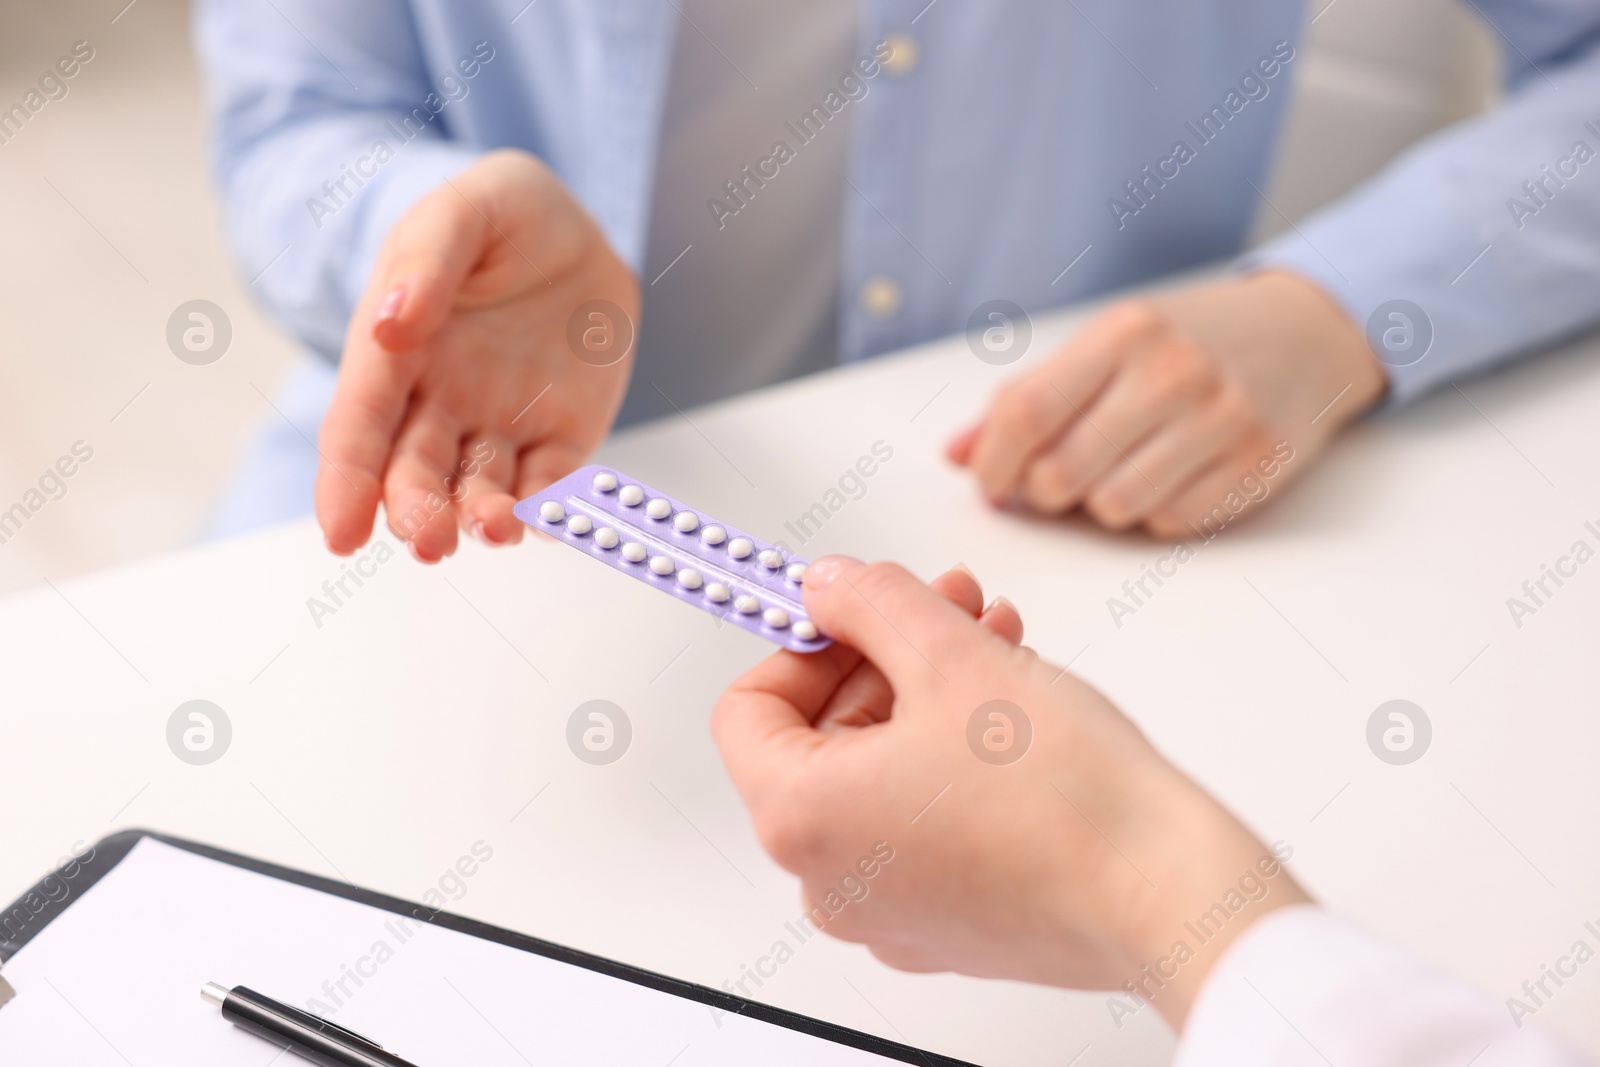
xmin=677 ymin=567 xmax=703 ymax=590
xmin=673 ymin=511 xmax=700 ymax=534
xmin=594 ymin=527 xmax=620 ymax=549
xmin=649 ymin=555 xmax=674 ymax=576
xmin=792 ymin=620 xmax=819 ymax=641
xmin=705 ymin=582 xmax=731 ymax=603
xmin=621 ymin=542 xmax=647 ymax=563
xmin=728 ymin=537 xmax=754 ymax=560
xmin=566 ymin=514 xmax=592 ymax=536
xmin=592 ymin=471 xmax=618 ymax=493
xmin=785 ymin=562 xmax=808 ymax=583
xmin=763 ymin=607 xmax=790 ymax=629
xmin=700 ymin=525 xmax=726 ymax=546
xmin=619 ymin=485 xmax=644 ymax=506
xmin=538 ymin=500 xmax=565 ymax=523
xmin=758 ymin=549 xmax=784 ymax=570
xmin=646 ymin=498 xmax=671 ymax=520
xmin=734 ymin=595 xmax=761 ymax=615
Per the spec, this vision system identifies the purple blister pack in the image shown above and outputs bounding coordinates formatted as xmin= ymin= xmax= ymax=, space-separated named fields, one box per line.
xmin=513 ymin=465 xmax=831 ymax=653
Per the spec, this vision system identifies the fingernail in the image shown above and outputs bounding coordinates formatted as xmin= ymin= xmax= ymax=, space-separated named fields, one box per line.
xmin=373 ymin=285 xmax=406 ymax=330
xmin=471 ymin=520 xmax=496 ymax=546
xmin=804 ymin=555 xmax=861 ymax=589
xmin=989 ymin=596 xmax=1017 ymax=615
xmin=952 ymin=562 xmax=977 ymax=581
xmin=407 ymin=540 xmax=435 ymax=564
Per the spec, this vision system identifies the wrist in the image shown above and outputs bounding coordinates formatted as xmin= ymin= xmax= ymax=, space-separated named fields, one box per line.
xmin=1112 ymin=784 xmax=1312 ymax=1031
xmin=1246 ymin=267 xmax=1388 ymax=419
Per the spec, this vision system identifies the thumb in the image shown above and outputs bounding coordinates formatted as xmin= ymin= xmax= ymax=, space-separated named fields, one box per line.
xmin=802 ymin=557 xmax=983 ymax=693
xmin=366 ymin=178 xmax=488 ymax=352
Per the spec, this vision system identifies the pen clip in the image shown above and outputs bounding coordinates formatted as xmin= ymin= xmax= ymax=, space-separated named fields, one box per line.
xmin=301 ymin=1009 xmax=385 ymax=1050
xmin=229 ymin=986 xmax=387 ymax=1051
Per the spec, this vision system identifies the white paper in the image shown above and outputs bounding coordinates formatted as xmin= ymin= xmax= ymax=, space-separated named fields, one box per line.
xmin=0 ymin=839 xmax=910 ymax=1065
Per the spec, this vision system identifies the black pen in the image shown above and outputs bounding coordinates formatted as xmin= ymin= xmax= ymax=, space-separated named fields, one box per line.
xmin=201 ymin=982 xmax=422 ymax=1067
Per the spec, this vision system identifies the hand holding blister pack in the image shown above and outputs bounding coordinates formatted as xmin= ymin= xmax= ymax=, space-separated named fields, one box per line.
xmin=514 ymin=466 xmax=829 ymax=652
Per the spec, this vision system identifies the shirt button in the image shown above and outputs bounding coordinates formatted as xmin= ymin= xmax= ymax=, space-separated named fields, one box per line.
xmin=859 ymin=276 xmax=903 ymax=318
xmin=881 ymin=34 xmax=919 ymax=76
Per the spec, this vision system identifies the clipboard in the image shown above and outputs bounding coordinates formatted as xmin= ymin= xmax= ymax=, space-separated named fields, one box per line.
xmin=0 ymin=830 xmax=975 ymax=1065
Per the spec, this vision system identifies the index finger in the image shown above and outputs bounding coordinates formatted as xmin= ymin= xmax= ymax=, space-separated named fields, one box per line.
xmin=967 ymin=301 xmax=1160 ymax=503
xmin=315 ymin=184 xmax=488 ymax=554
xmin=314 ymin=322 xmax=419 ymax=554
xmin=710 ymin=643 xmax=862 ymax=782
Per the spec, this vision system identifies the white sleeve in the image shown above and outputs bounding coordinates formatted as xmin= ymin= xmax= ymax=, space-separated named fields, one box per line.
xmin=1174 ymin=905 xmax=1591 ymax=1067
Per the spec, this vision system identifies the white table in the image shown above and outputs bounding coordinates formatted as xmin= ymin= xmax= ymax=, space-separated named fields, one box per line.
xmin=4 ymin=305 xmax=1598 ymax=1065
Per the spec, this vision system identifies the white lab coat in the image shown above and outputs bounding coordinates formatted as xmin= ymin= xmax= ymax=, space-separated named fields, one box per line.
xmin=1176 ymin=906 xmax=1589 ymax=1066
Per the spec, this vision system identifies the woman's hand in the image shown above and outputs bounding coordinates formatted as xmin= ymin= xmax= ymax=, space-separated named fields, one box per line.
xmin=316 ymin=149 xmax=638 ymax=562
xmin=949 ymin=270 xmax=1385 ymax=538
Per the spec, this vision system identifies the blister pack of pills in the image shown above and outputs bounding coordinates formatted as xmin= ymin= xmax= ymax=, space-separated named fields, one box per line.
xmin=514 ymin=465 xmax=830 ymax=653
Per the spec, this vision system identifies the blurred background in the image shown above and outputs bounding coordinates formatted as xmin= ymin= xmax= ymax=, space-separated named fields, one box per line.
xmin=0 ymin=0 xmax=1495 ymax=597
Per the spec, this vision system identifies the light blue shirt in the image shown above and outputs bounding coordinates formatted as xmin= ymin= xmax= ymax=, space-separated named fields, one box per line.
xmin=196 ymin=0 xmax=1600 ymax=420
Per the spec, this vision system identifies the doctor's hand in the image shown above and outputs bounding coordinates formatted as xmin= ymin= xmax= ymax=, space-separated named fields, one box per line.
xmin=711 ymin=557 xmax=1309 ymax=1030
xmin=947 ymin=269 xmax=1385 ymax=538
xmin=316 ymin=149 xmax=638 ymax=562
